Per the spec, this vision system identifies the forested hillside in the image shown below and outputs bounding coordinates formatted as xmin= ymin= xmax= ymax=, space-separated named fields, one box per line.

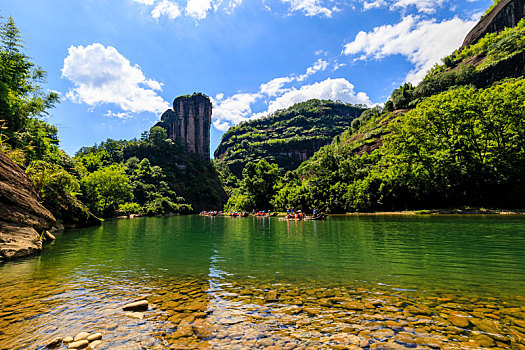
xmin=223 ymin=4 xmax=525 ymax=213
xmin=75 ymin=128 xmax=227 ymax=215
xmin=0 ymin=17 xmax=225 ymax=222
xmin=214 ymin=100 xmax=366 ymax=178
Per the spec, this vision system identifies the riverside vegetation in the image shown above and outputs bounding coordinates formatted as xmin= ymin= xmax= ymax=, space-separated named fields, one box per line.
xmin=3 ymin=5 xmax=525 ymax=220
xmin=221 ymin=16 xmax=525 ymax=214
xmin=0 ymin=16 xmax=223 ymax=224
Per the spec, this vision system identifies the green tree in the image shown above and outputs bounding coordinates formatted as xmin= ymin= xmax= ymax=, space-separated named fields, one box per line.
xmin=81 ymin=164 xmax=133 ymax=216
xmin=0 ymin=17 xmax=58 ymax=139
xmin=225 ymin=159 xmax=280 ymax=211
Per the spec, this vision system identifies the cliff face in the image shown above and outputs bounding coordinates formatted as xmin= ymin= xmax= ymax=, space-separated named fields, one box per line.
xmin=0 ymin=152 xmax=56 ymax=262
xmin=472 ymin=51 xmax=525 ymax=87
xmin=156 ymin=93 xmax=212 ymax=161
xmin=462 ymin=0 xmax=525 ymax=49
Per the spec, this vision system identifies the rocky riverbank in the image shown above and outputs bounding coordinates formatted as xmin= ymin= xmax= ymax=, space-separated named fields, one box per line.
xmin=0 ymin=152 xmax=57 ymax=262
xmin=1 ymin=275 xmax=524 ymax=349
xmin=0 ymin=151 xmax=101 ymax=263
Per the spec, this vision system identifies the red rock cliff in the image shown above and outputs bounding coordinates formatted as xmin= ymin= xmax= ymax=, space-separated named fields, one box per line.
xmin=156 ymin=93 xmax=212 ymax=161
xmin=0 ymin=152 xmax=56 ymax=262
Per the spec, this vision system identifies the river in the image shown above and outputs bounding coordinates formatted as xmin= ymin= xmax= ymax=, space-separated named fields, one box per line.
xmin=1 ymin=215 xmax=524 ymax=349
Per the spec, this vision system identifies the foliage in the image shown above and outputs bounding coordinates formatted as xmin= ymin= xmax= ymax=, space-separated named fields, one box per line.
xmin=268 ymin=79 xmax=525 ymax=213
xmin=73 ymin=124 xmax=223 ymax=214
xmin=80 ymin=164 xmax=133 ymax=217
xmin=0 ymin=16 xmax=59 ymax=141
xmin=385 ymin=19 xmax=525 ymax=110
xmin=215 ymin=99 xmax=366 ymax=178
xmin=482 ymin=0 xmax=503 ymax=17
xmin=26 ymin=160 xmax=80 ymax=200
xmin=119 ymin=202 xmax=142 ymax=215
xmin=351 ymin=106 xmax=382 ymax=131
xmin=225 ymin=159 xmax=280 ymax=211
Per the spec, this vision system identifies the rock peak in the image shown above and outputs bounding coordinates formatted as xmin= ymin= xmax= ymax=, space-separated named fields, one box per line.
xmin=156 ymin=93 xmax=212 ymax=161
xmin=461 ymin=0 xmax=525 ymax=50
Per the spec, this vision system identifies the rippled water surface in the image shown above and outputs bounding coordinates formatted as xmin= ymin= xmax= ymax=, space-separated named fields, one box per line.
xmin=1 ymin=215 xmax=524 ymax=349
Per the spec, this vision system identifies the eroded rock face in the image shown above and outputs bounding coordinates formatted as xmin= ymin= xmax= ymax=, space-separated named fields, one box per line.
xmin=462 ymin=0 xmax=525 ymax=49
xmin=0 ymin=152 xmax=56 ymax=262
xmin=156 ymin=94 xmax=212 ymax=161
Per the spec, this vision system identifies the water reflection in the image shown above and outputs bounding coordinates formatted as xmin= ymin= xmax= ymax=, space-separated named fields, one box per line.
xmin=0 ymin=215 xmax=524 ymax=348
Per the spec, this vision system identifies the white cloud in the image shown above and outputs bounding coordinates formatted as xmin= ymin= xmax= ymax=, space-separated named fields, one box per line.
xmin=211 ymin=92 xmax=262 ymax=126
xmin=132 ymin=0 xmax=155 ymax=5
xmin=265 ymin=78 xmax=371 ymax=114
xmin=260 ymin=77 xmax=294 ymax=97
xmin=226 ymin=0 xmax=243 ymax=11
xmin=151 ymin=0 xmax=182 ymax=19
xmin=343 ymin=15 xmax=477 ymax=83
xmin=62 ymin=43 xmax=169 ymax=115
xmin=281 ymin=0 xmax=333 ymax=17
xmin=133 ymin=0 xmax=242 ymax=20
xmin=391 ymin=0 xmax=448 ymax=14
xmin=297 ymin=58 xmax=328 ymax=81
xmin=332 ymin=62 xmax=346 ymax=71
xmin=212 ymin=56 xmax=371 ymax=131
xmin=186 ymin=0 xmax=213 ymax=19
xmin=360 ymin=0 xmax=450 ymax=13
xmin=212 ymin=72 xmax=371 ymax=131
xmin=105 ymin=111 xmax=133 ymax=119
xmin=362 ymin=0 xmax=387 ymax=10
xmin=213 ymin=119 xmax=231 ymax=131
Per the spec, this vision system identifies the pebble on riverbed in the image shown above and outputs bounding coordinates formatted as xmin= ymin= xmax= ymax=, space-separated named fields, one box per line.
xmin=53 ymin=332 xmax=103 ymax=350
xmin=45 ymin=337 xmax=62 ymax=348
xmin=122 ymin=300 xmax=149 ymax=311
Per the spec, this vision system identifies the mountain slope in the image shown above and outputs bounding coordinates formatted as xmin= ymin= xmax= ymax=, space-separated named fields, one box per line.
xmin=214 ymin=99 xmax=366 ymax=177
xmin=267 ymin=1 xmax=525 ymax=213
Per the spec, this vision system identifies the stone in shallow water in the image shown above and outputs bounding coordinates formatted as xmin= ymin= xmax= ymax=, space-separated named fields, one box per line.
xmin=448 ymin=314 xmax=470 ymax=328
xmin=414 ymin=336 xmax=444 ymax=348
xmin=192 ymin=319 xmax=213 ymax=339
xmin=265 ymin=291 xmax=279 ymax=302
xmin=372 ymin=328 xmax=395 ymax=340
xmin=46 ymin=337 xmax=62 ymax=348
xmin=469 ymin=318 xmax=507 ymax=341
xmin=126 ymin=311 xmax=144 ymax=319
xmin=257 ymin=337 xmax=275 ymax=347
xmin=87 ymin=340 xmax=103 ymax=349
xmin=68 ymin=339 xmax=89 ymax=349
xmin=472 ymin=333 xmax=495 ymax=347
xmin=74 ymin=332 xmax=90 ymax=341
xmin=122 ymin=300 xmax=148 ymax=312
xmin=63 ymin=336 xmax=74 ymax=343
xmin=86 ymin=333 xmax=102 ymax=342
xmin=342 ymin=302 xmax=365 ymax=311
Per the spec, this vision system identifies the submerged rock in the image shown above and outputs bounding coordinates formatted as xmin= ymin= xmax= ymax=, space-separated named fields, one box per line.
xmin=123 ymin=300 xmax=149 ymax=312
xmin=86 ymin=333 xmax=102 ymax=342
xmin=73 ymin=332 xmax=90 ymax=341
xmin=45 ymin=337 xmax=62 ymax=348
xmin=67 ymin=339 xmax=89 ymax=349
xmin=63 ymin=336 xmax=74 ymax=343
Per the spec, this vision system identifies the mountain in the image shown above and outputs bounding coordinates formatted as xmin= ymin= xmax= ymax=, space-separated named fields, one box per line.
xmin=214 ymin=99 xmax=366 ymax=178
xmin=225 ymin=0 xmax=525 ymax=213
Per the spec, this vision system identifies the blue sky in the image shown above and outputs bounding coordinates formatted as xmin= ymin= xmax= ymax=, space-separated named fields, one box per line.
xmin=2 ymin=0 xmax=492 ymax=156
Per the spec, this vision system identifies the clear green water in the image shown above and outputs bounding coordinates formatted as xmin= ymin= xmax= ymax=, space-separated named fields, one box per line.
xmin=8 ymin=215 xmax=523 ymax=293
xmin=1 ymin=215 xmax=525 ymax=349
